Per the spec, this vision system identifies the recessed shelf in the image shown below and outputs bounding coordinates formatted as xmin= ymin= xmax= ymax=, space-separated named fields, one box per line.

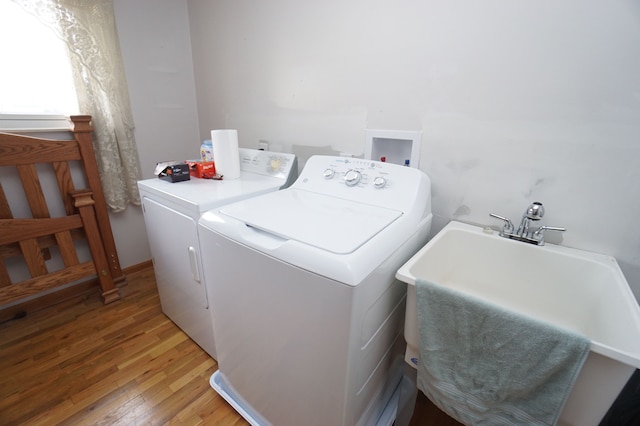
xmin=364 ymin=129 xmax=421 ymax=168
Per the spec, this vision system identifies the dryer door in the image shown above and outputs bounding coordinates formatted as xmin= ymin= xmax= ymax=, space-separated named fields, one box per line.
xmin=142 ymin=196 xmax=208 ymax=309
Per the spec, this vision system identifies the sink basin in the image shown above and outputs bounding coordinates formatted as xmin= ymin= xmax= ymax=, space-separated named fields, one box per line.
xmin=397 ymin=220 xmax=640 ymax=425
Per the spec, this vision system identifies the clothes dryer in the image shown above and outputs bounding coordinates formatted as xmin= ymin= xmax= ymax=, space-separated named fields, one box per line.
xmin=198 ymin=156 xmax=432 ymax=425
xmin=137 ymin=149 xmax=297 ymax=358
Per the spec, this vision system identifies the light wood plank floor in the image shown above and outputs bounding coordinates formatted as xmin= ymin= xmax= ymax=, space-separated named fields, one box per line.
xmin=0 ymin=267 xmax=459 ymax=425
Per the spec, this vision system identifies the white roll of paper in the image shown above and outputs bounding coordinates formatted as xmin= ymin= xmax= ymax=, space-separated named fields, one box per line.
xmin=210 ymin=129 xmax=241 ymax=180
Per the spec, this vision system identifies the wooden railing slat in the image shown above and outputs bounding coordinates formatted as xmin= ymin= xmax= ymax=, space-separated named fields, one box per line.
xmin=0 ymin=216 xmax=83 ymax=246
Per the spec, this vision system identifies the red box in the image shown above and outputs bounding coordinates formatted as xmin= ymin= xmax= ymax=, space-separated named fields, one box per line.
xmin=187 ymin=161 xmax=217 ymax=179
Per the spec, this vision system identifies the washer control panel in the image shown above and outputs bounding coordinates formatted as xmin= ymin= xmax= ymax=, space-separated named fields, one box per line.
xmin=239 ymin=148 xmax=297 ymax=179
xmin=294 ymin=156 xmax=429 ymax=211
xmin=320 ymin=158 xmax=396 ymax=190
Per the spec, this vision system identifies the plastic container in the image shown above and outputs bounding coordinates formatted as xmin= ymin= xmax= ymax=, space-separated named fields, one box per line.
xmin=200 ymin=139 xmax=214 ymax=161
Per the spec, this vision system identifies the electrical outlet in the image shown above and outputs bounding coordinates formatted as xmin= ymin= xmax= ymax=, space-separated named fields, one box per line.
xmin=258 ymin=140 xmax=269 ymax=151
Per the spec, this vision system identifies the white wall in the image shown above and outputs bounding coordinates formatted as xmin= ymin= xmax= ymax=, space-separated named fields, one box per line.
xmin=111 ymin=0 xmax=200 ymax=267
xmin=109 ymin=0 xmax=640 ymax=301
xmin=186 ymin=0 xmax=640 ymax=300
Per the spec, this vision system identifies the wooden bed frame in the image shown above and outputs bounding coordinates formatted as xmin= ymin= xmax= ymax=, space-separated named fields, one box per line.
xmin=0 ymin=115 xmax=126 ymax=309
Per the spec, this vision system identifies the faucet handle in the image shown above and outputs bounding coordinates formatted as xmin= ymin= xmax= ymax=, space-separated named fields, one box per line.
xmin=532 ymin=225 xmax=566 ymax=243
xmin=489 ymin=213 xmax=514 ymax=236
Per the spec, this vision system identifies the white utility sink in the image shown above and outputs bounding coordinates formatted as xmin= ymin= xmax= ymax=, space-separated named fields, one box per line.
xmin=397 ymin=220 xmax=640 ymax=426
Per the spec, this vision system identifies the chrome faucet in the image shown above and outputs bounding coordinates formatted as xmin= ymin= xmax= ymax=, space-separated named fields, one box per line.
xmin=490 ymin=202 xmax=565 ymax=245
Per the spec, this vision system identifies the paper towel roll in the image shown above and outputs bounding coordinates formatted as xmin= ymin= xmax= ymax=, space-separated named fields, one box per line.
xmin=210 ymin=129 xmax=241 ymax=179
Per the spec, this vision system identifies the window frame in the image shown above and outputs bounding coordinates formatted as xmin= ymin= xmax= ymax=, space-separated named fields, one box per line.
xmin=0 ymin=114 xmax=72 ymax=132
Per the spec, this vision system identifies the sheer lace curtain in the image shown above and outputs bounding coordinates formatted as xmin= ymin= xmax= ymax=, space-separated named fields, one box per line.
xmin=12 ymin=0 xmax=141 ymax=212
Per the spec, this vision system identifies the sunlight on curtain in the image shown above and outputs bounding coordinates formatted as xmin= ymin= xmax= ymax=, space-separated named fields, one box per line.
xmin=11 ymin=0 xmax=141 ymax=212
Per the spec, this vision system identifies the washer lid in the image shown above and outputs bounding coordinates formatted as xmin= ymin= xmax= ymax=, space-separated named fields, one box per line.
xmin=219 ymin=189 xmax=403 ymax=254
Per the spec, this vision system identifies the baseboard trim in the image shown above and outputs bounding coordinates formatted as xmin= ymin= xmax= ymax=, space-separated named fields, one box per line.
xmin=123 ymin=259 xmax=153 ymax=275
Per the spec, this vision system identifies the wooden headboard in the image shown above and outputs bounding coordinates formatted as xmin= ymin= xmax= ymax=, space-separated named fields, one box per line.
xmin=0 ymin=115 xmax=126 ymax=309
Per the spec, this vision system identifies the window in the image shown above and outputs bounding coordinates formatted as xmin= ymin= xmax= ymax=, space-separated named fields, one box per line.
xmin=1 ymin=0 xmax=142 ymax=210
xmin=0 ymin=1 xmax=79 ymax=118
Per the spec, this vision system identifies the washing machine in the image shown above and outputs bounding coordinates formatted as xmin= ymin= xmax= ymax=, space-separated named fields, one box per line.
xmin=137 ymin=148 xmax=297 ymax=358
xmin=197 ymin=155 xmax=432 ymax=425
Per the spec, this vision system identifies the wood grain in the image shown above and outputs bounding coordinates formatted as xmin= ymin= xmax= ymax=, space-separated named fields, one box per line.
xmin=0 ymin=267 xmax=246 ymax=425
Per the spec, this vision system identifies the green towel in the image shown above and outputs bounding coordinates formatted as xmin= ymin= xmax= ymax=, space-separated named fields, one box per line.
xmin=416 ymin=278 xmax=590 ymax=426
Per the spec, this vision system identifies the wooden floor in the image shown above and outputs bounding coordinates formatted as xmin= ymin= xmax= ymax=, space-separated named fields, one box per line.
xmin=0 ymin=267 xmax=460 ymax=425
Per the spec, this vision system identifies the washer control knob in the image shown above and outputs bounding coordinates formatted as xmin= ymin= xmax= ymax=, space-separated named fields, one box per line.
xmin=344 ymin=169 xmax=362 ymax=186
xmin=373 ymin=176 xmax=387 ymax=189
xmin=323 ymin=168 xmax=335 ymax=179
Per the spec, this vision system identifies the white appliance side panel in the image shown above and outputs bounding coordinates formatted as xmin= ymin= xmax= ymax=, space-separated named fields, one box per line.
xmin=201 ymin=229 xmax=354 ymax=426
xmin=219 ymin=189 xmax=402 ymax=254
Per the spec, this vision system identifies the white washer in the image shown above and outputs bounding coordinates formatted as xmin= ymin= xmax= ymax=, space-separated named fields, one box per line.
xmin=198 ymin=156 xmax=432 ymax=426
xmin=137 ymin=148 xmax=297 ymax=358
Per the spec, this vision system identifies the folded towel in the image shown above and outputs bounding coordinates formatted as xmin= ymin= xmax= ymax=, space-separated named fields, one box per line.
xmin=415 ymin=279 xmax=590 ymax=426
